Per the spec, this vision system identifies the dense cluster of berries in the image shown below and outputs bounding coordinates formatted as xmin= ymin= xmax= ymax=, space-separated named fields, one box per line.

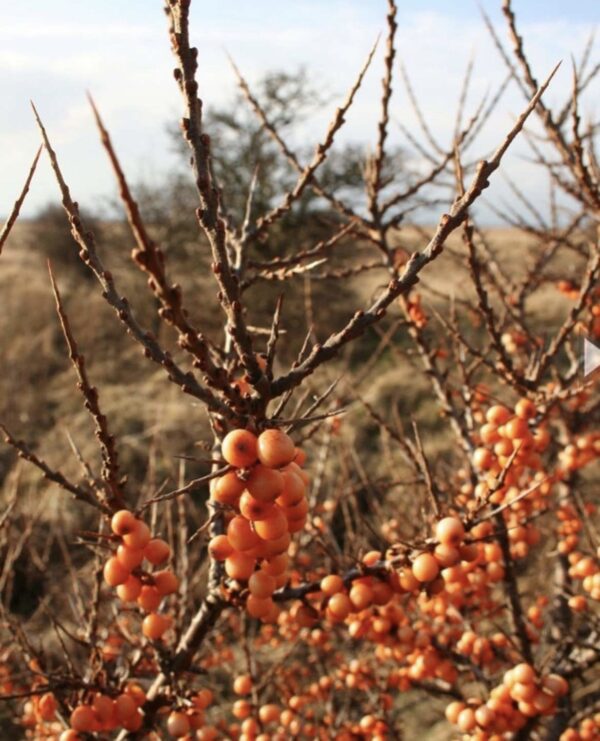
xmin=561 ymin=713 xmax=600 ymax=740
xmin=557 ymin=432 xmax=600 ymax=475
xmin=66 ymin=684 xmax=146 ymax=737
xmin=57 ymin=513 xmax=180 ymax=736
xmin=568 ymin=550 xmax=600 ymax=607
xmin=473 ymin=400 xmax=549 ymax=478
xmin=208 ymin=428 xmax=309 ymax=620
xmin=388 ymin=516 xmax=476 ymax=595
xmin=103 ymin=510 xmax=179 ymax=640
xmin=161 ymin=689 xmax=214 ymax=738
xmin=446 ymin=664 xmax=569 ymax=737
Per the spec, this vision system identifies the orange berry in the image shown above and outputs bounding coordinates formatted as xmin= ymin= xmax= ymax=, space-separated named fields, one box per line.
xmin=138 ymin=585 xmax=162 ymax=612
xmin=123 ymin=520 xmax=151 ymax=550
xmin=435 ymin=517 xmax=465 ymax=546
xmin=125 ymin=683 xmax=146 ymax=707
xmin=261 ymin=530 xmax=291 ymax=556
xmin=276 ymin=470 xmax=305 ymax=507
xmin=411 ymin=553 xmax=440 ymax=582
xmin=144 ymin=538 xmax=171 ymax=565
xmin=543 ymin=674 xmax=568 ymax=696
xmin=208 ymin=534 xmax=234 ymax=560
xmin=142 ymin=612 xmax=171 ymax=640
xmin=282 ymin=497 xmax=309 ymax=521
xmin=225 ymin=552 xmax=256 ymax=581
xmin=257 ymin=429 xmax=296 ymax=468
xmin=349 ymin=583 xmax=373 ymax=611
xmin=473 ymin=447 xmax=494 ymax=470
xmin=512 ymin=663 xmax=536 ymax=684
xmin=246 ymin=595 xmax=273 ymax=619
xmin=38 ymin=693 xmax=58 ymax=721
xmin=167 ymin=711 xmax=191 ymax=738
xmin=117 ymin=575 xmax=142 ymax=602
xmin=103 ymin=556 xmax=130 ymax=587
xmin=362 ymin=550 xmax=381 ymax=566
xmin=512 ymin=682 xmax=537 ymax=702
xmin=457 ymin=707 xmax=476 ymax=732
xmin=122 ymin=710 xmax=143 ymax=731
xmin=228 ymin=516 xmax=261 ymax=552
xmin=532 ymin=690 xmax=555 ymax=713
xmin=70 ymin=705 xmax=98 ymax=733
xmin=445 ymin=701 xmax=466 ymax=724
xmin=154 ymin=570 xmax=179 ymax=596
xmin=111 ymin=509 xmax=137 ymax=536
xmin=328 ymin=593 xmax=352 ymax=620
xmin=239 ymin=491 xmax=275 ymax=521
xmin=114 ymin=693 xmax=137 ymax=723
xmin=222 ymin=429 xmax=258 ymax=468
xmin=258 ymin=703 xmax=281 ymax=724
xmin=234 ymin=675 xmax=252 ymax=696
xmin=475 ymin=705 xmax=495 ymax=728
xmin=495 ymin=439 xmax=514 ymax=457
xmin=398 ymin=568 xmax=420 ymax=592
xmin=515 ymin=398 xmax=537 ymax=420
xmin=246 ymin=465 xmax=284 ymax=502
xmin=486 ymin=405 xmax=511 ymax=425
xmin=212 ymin=471 xmax=245 ymax=505
xmin=248 ymin=571 xmax=276 ymax=598
xmin=233 ymin=699 xmax=252 ymax=719
xmin=434 ymin=543 xmax=460 ymax=567
xmin=261 ymin=553 xmax=288 ymax=576
xmin=505 ymin=417 xmax=529 ymax=440
xmin=568 ymin=595 xmax=587 ymax=612
xmin=320 ymin=574 xmax=344 ymax=596
xmin=116 ymin=544 xmax=144 ymax=571
xmin=294 ymin=448 xmax=307 ymax=465
xmin=480 ymin=423 xmax=500 ymax=445
xmin=253 ymin=507 xmax=288 ymax=541
xmin=194 ymin=689 xmax=213 ymax=709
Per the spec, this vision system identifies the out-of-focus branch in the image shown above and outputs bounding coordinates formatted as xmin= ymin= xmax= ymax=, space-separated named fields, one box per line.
xmin=0 ymin=147 xmax=41 ymax=255
xmin=48 ymin=263 xmax=124 ymax=509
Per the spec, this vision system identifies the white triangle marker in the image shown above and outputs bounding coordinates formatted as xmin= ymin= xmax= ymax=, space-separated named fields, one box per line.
xmin=584 ymin=338 xmax=600 ymax=377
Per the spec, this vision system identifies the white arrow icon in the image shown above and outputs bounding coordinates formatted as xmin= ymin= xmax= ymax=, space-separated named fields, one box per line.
xmin=584 ymin=338 xmax=600 ymax=377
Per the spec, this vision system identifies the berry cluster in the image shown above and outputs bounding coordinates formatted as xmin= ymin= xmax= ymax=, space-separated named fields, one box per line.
xmin=568 ymin=550 xmax=600 ymax=608
xmin=66 ymin=684 xmax=146 ymax=737
xmin=208 ymin=428 xmax=309 ymax=620
xmin=103 ymin=510 xmax=179 ymax=640
xmin=473 ymin=400 xmax=549 ymax=478
xmin=560 ymin=713 xmax=600 ymax=740
xmin=558 ymin=432 xmax=600 ymax=475
xmin=446 ymin=664 xmax=568 ymax=736
xmin=389 ymin=516 xmax=475 ymax=595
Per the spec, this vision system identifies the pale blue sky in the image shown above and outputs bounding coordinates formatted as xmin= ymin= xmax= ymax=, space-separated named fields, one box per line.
xmin=0 ymin=1 xmax=598 ymax=221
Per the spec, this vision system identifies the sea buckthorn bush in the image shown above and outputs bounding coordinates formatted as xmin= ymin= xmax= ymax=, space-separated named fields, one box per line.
xmin=0 ymin=0 xmax=598 ymax=739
